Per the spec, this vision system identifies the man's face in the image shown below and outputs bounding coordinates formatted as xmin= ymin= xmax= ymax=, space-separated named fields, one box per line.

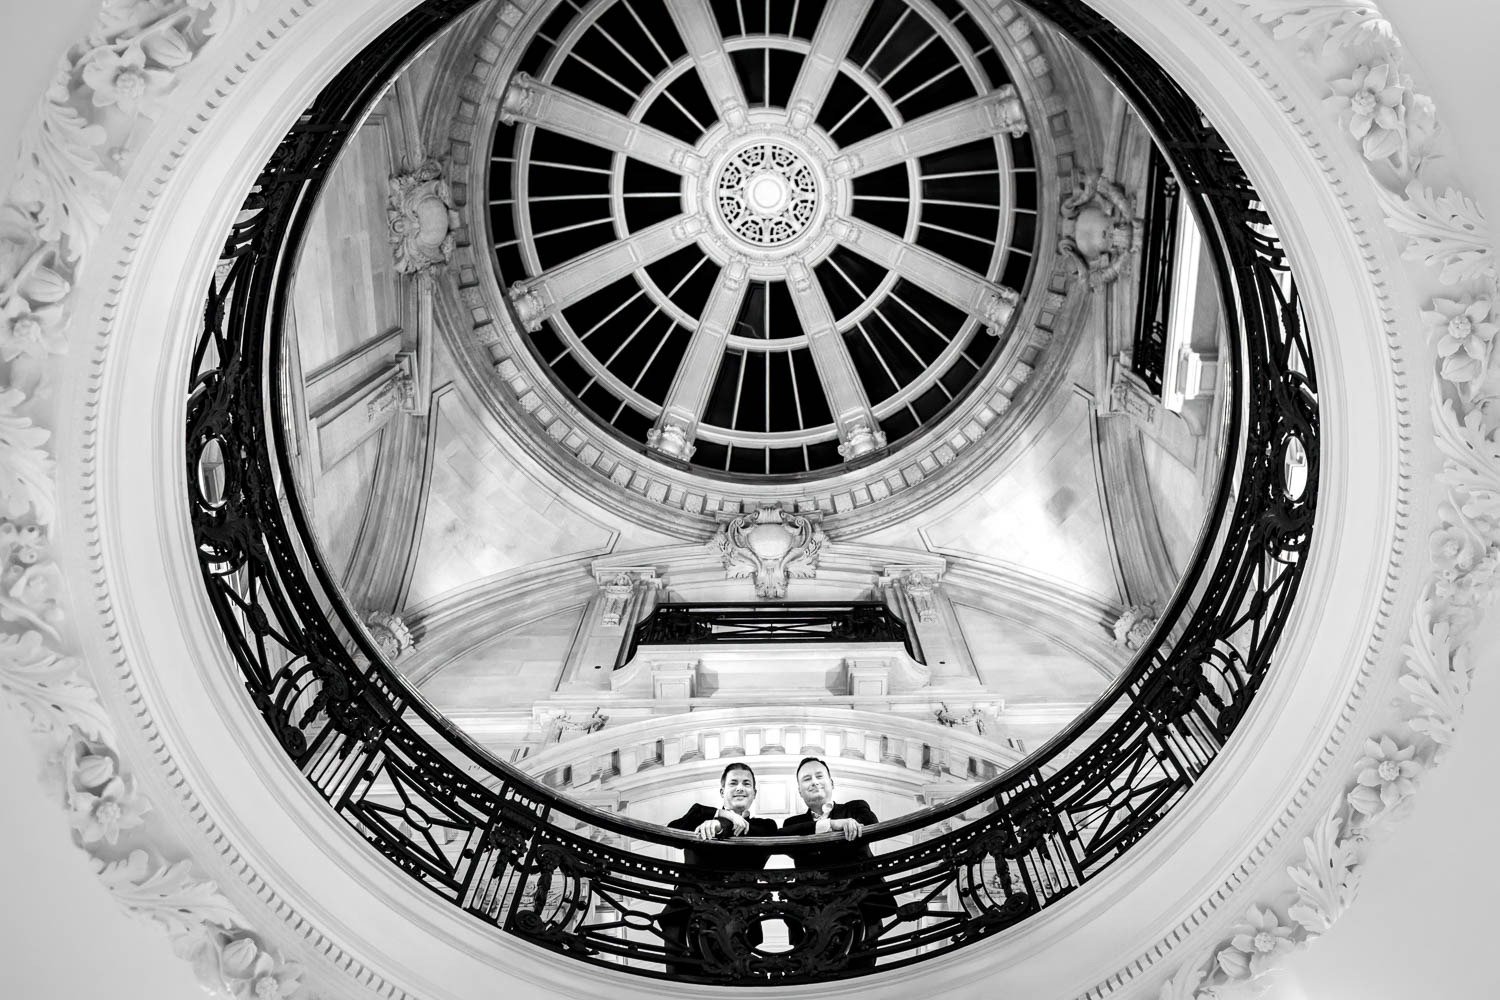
xmin=796 ymin=762 xmax=833 ymax=811
xmin=720 ymin=768 xmax=758 ymax=814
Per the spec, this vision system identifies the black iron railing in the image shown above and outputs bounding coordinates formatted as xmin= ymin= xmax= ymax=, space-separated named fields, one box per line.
xmin=1132 ymin=146 xmax=1182 ymax=395
xmin=628 ymin=602 xmax=916 ymax=664
xmin=185 ymin=0 xmax=1317 ymax=985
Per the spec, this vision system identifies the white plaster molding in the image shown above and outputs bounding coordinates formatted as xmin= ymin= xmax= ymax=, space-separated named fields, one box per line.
xmin=0 ymin=2 xmax=322 ymax=998
xmin=0 ymin=1 xmax=1459 ymax=1000
xmin=1132 ymin=0 xmax=1497 ymax=995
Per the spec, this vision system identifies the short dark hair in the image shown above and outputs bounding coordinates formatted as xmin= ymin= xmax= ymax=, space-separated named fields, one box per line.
xmin=720 ymin=762 xmax=757 ymax=787
xmin=795 ymin=756 xmax=832 ymax=780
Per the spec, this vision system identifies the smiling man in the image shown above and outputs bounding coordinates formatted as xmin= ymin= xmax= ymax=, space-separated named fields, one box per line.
xmin=661 ymin=762 xmax=778 ymax=975
xmin=781 ymin=757 xmax=898 ymax=970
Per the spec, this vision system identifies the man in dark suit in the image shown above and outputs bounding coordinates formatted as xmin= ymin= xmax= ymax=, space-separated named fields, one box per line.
xmin=662 ymin=762 xmax=778 ymax=975
xmin=780 ymin=756 xmax=897 ymax=971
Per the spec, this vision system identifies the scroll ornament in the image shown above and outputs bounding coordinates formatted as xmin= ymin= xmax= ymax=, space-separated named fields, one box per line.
xmin=712 ymin=503 xmax=826 ymax=599
xmin=387 ymin=159 xmax=458 ymax=276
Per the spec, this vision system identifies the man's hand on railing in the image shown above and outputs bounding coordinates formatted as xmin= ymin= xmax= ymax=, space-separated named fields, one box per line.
xmin=717 ymin=810 xmax=751 ymax=836
xmin=829 ymin=817 xmax=863 ymax=841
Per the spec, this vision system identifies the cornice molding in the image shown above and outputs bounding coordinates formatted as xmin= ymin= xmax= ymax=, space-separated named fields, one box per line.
xmin=0 ymin=1 xmax=1467 ymax=999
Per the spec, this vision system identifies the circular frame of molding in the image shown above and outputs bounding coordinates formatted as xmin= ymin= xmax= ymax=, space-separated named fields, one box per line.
xmin=5 ymin=0 xmax=1454 ymax=998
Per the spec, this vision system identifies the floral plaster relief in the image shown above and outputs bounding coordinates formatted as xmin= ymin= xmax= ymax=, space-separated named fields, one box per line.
xmin=1151 ymin=1 xmax=1498 ymax=996
xmin=1 ymin=1 xmax=313 ymax=998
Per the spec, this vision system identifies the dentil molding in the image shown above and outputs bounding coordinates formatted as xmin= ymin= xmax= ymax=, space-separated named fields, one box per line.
xmin=0 ymin=0 xmax=1479 ymax=998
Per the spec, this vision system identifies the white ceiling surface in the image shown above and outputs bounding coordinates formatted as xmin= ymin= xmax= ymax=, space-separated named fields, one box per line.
xmin=952 ymin=601 xmax=1106 ymax=703
xmin=401 ymin=387 xmax=629 ymax=609
xmin=419 ymin=602 xmax=587 ymax=709
xmin=913 ymin=388 xmax=1124 ymax=605
xmin=7 ymin=3 xmax=1500 ymax=1000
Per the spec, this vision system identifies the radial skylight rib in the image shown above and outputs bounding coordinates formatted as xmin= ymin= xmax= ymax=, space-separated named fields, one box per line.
xmin=578 ymin=285 xmax=650 ymax=344
xmin=862 ymin=8 xmax=912 ymax=74
xmin=566 ymin=48 xmax=647 ymax=103
xmin=784 ymin=349 xmax=806 ymax=429
xmin=855 ymin=321 xmax=906 ymax=397
xmin=918 ymin=219 xmax=1001 ymax=248
xmin=891 ymin=62 xmax=965 ymax=107
xmin=629 ymin=256 xmax=713 ymax=389
xmin=496 ymin=216 xmax=608 ymax=250
xmin=921 ymin=167 xmax=1000 ymax=181
xmin=886 ymin=288 xmax=956 ymax=345
xmin=873 ymin=30 xmax=940 ymax=92
xmin=868 ymin=297 xmax=936 ymax=370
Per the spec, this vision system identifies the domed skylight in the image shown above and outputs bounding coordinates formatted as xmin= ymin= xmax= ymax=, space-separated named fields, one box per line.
xmin=489 ymin=0 xmax=1039 ymax=477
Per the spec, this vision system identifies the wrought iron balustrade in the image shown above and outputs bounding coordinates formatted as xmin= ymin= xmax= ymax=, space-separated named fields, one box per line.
xmin=1131 ymin=146 xmax=1183 ymax=395
xmin=628 ymin=602 xmax=916 ymax=664
xmin=185 ymin=0 xmax=1318 ymax=985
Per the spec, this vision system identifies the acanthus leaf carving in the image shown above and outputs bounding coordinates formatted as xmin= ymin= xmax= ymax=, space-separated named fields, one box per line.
xmin=0 ymin=3 xmax=315 ymax=996
xmin=1234 ymin=0 xmax=1393 ymax=55
xmin=1155 ymin=954 xmax=1210 ymax=1000
xmin=10 ymin=78 xmax=117 ymax=262
xmin=93 ymin=851 xmax=250 ymax=941
xmin=388 ymin=159 xmax=458 ymax=275
xmin=1378 ymin=180 xmax=1495 ymax=286
xmin=0 ymin=386 xmax=56 ymax=524
xmin=1157 ymin=2 xmax=1491 ymax=994
xmin=187 ymin=0 xmax=265 ymax=38
xmin=1059 ymin=170 xmax=1140 ymax=288
xmin=1285 ymin=809 xmax=1361 ymax=936
xmin=1397 ymin=605 xmax=1472 ymax=757
xmin=190 ymin=932 xmax=305 ymax=1000
xmin=0 ymin=629 xmax=114 ymax=743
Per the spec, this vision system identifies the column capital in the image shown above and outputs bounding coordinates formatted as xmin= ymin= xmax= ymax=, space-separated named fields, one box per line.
xmin=590 ymin=565 xmax=664 ymax=627
xmin=879 ymin=563 xmax=947 ymax=623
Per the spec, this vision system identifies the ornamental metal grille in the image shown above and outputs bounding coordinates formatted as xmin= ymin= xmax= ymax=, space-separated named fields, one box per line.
xmin=627 ymin=602 xmax=917 ymax=663
xmin=715 ymin=142 xmax=821 ymax=246
xmin=186 ymin=0 xmax=1318 ymax=985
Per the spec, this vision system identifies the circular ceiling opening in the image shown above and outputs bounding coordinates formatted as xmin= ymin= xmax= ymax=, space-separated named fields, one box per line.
xmin=489 ymin=0 xmax=1037 ymax=478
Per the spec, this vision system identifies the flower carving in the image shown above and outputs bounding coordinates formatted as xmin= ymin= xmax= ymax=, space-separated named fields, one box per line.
xmin=65 ymin=740 xmax=150 ymax=847
xmin=1430 ymin=521 xmax=1483 ymax=577
xmin=1326 ymin=62 xmax=1406 ymax=161
xmin=1215 ymin=905 xmax=1297 ymax=979
xmin=81 ymin=45 xmax=175 ymax=119
xmin=0 ymin=521 xmax=65 ymax=630
xmin=0 ymin=235 xmax=69 ymax=361
xmin=1347 ymin=736 xmax=1423 ymax=818
xmin=1424 ymin=296 xmax=1498 ymax=386
xmin=215 ymin=937 xmax=303 ymax=1000
xmin=70 ymin=774 xmax=151 ymax=844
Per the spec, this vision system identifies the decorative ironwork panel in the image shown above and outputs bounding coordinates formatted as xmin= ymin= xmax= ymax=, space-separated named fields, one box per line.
xmin=1132 ymin=147 xmax=1181 ymax=394
xmin=629 ymin=602 xmax=916 ymax=662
